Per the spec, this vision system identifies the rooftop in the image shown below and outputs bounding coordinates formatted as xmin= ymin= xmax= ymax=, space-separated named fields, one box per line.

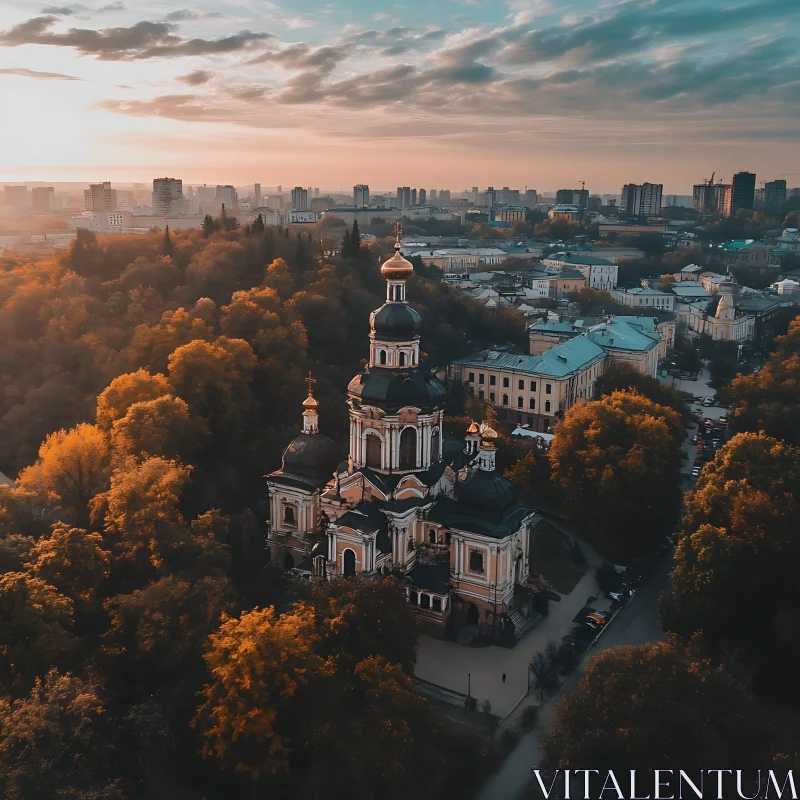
xmin=545 ymin=253 xmax=616 ymax=266
xmin=586 ymin=318 xmax=661 ymax=352
xmin=615 ymin=286 xmax=670 ymax=297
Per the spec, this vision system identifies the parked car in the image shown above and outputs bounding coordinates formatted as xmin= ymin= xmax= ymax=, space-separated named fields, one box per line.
xmin=691 ymin=434 xmax=699 ymax=444
xmin=703 ymin=397 xmax=714 ymax=407
xmin=694 ymin=396 xmax=704 ymax=403
xmin=581 ymin=619 xmax=600 ymax=631
xmin=586 ymin=613 xmax=607 ymax=626
xmin=718 ymin=416 xmax=728 ymax=426
xmin=691 ymin=465 xmax=701 ymax=477
xmin=695 ymin=443 xmax=704 ymax=453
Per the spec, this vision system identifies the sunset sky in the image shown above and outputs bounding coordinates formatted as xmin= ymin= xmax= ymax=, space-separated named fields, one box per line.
xmin=0 ymin=0 xmax=798 ymax=192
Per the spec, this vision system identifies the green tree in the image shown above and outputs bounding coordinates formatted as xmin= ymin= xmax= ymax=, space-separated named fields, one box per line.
xmin=549 ymin=391 xmax=683 ymax=559
xmin=202 ymin=214 xmax=217 ymax=237
xmin=162 ymin=225 xmax=173 ymax=256
xmin=252 ymin=213 xmax=265 ymax=235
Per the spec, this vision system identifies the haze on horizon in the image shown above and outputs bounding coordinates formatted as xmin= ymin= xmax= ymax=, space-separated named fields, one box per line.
xmin=0 ymin=0 xmax=798 ymax=193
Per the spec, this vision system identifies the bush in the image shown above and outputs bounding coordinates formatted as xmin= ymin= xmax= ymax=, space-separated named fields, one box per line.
xmin=521 ymin=705 xmax=540 ymax=730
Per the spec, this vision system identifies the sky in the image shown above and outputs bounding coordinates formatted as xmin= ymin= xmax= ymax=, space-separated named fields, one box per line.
xmin=0 ymin=0 xmax=798 ymax=193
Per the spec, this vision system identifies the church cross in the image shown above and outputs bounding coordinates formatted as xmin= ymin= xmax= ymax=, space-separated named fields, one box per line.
xmin=305 ymin=371 xmax=316 ymax=396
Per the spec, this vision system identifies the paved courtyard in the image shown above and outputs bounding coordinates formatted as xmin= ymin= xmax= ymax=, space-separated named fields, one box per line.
xmin=414 ymin=528 xmax=603 ymax=717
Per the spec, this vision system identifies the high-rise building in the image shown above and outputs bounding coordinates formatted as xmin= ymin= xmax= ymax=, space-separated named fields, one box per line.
xmin=485 ymin=187 xmax=497 ymax=207
xmin=254 ymin=183 xmax=261 ymax=207
xmin=731 ymin=171 xmax=756 ymax=214
xmin=3 ymin=185 xmax=28 ymax=207
xmin=314 ymin=188 xmax=320 ymax=198
xmin=693 ymin=180 xmax=732 ymax=216
xmin=418 ymin=189 xmax=426 ymax=206
xmin=430 ymin=189 xmax=437 ymax=203
xmin=84 ymin=182 xmax=117 ymax=211
xmin=216 ymin=185 xmax=238 ymax=207
xmin=556 ymin=189 xmax=589 ymax=208
xmin=31 ymin=187 xmax=54 ymax=211
xmin=439 ymin=190 xmax=451 ymax=204
xmin=354 ymin=184 xmax=370 ymax=208
xmin=411 ymin=188 xmax=417 ymax=207
xmin=621 ymin=183 xmax=663 ymax=216
xmin=523 ymin=189 xmax=538 ymax=208
xmin=152 ymin=177 xmax=183 ymax=216
xmin=471 ymin=187 xmax=479 ymax=205
xmin=499 ymin=187 xmax=520 ymax=205
xmin=291 ymin=186 xmax=309 ymax=211
xmin=764 ymin=179 xmax=787 ymax=208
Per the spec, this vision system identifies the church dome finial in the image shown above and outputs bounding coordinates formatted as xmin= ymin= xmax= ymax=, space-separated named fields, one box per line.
xmin=380 ymin=223 xmax=414 ymax=280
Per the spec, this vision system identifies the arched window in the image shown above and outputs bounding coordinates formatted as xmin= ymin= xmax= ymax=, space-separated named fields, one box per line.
xmin=283 ymin=504 xmax=296 ymax=526
xmin=343 ymin=548 xmax=356 ymax=577
xmin=431 ymin=427 xmax=440 ymax=462
xmin=399 ymin=351 xmax=406 ymax=367
xmin=379 ymin=350 xmax=387 ymax=365
xmin=365 ymin=432 xmax=382 ymax=468
xmin=400 ymin=427 xmax=417 ymax=470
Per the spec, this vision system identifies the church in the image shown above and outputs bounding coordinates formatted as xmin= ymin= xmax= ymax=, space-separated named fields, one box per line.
xmin=266 ymin=237 xmax=539 ymax=638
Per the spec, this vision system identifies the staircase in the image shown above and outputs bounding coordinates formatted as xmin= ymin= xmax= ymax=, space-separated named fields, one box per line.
xmin=456 ymin=624 xmax=479 ymax=647
xmin=506 ymin=609 xmax=530 ymax=640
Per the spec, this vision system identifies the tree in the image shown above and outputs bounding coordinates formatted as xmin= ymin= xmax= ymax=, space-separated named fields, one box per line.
xmin=252 ymin=213 xmax=265 ymax=235
xmin=540 ymin=638 xmax=768 ymax=777
xmin=0 ymin=572 xmax=75 ymax=691
xmin=262 ymin=257 xmax=294 ymax=299
xmin=0 ymin=670 xmax=122 ymax=800
xmin=162 ymin=225 xmax=173 ymax=256
xmin=17 ymin=424 xmax=112 ymax=528
xmin=529 ymin=650 xmax=558 ymax=700
xmin=729 ymin=316 xmax=800 ymax=444
xmin=26 ymin=522 xmax=110 ymax=631
xmin=202 ymin=214 xmax=217 ymax=237
xmin=95 ymin=369 xmax=171 ymax=431
xmin=549 ymin=391 xmax=684 ymax=559
xmin=311 ymin=577 xmax=418 ymax=673
xmin=594 ymin=362 xmax=689 ymax=421
xmin=110 ymin=394 xmax=206 ymax=463
xmin=193 ymin=604 xmax=326 ymax=780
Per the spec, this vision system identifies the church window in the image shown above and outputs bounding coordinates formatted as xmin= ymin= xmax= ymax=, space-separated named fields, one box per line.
xmin=420 ymin=594 xmax=431 ymax=609
xmin=408 ymin=590 xmax=418 ymax=605
xmin=407 ymin=535 xmax=414 ymax=552
xmin=399 ymin=351 xmax=406 ymax=366
xmin=429 ymin=530 xmax=436 ymax=544
xmin=365 ymin=433 xmax=382 ymax=468
xmin=400 ymin=427 xmax=417 ymax=470
xmin=431 ymin=427 xmax=440 ymax=460
xmin=469 ymin=550 xmax=484 ymax=574
xmin=343 ymin=548 xmax=356 ymax=577
xmin=283 ymin=504 xmax=296 ymax=527
xmin=432 ymin=596 xmax=442 ymax=612
xmin=379 ymin=350 xmax=387 ymax=365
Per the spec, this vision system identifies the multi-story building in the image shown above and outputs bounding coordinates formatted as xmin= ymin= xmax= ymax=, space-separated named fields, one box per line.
xmin=396 ymin=187 xmax=411 ymax=209
xmin=253 ymin=183 xmax=261 ymax=207
xmin=719 ymin=240 xmax=776 ymax=268
xmin=152 ymin=178 xmax=183 ymax=216
xmin=498 ymin=187 xmax=521 ymax=205
xmin=612 ymin=287 xmax=675 ymax=311
xmin=585 ymin=317 xmax=663 ymax=376
xmin=541 ymin=253 xmax=618 ymax=290
xmin=523 ymin=189 xmax=538 ymax=208
xmin=547 ymin=204 xmax=582 ymax=222
xmin=765 ymin=180 xmax=787 ymax=208
xmin=31 ymin=187 xmax=54 ymax=211
xmin=439 ymin=190 xmax=451 ymax=204
xmin=411 ymin=188 xmax=418 ymax=207
xmin=291 ymin=186 xmax=309 ymax=211
xmin=418 ymin=189 xmax=426 ymax=206
xmin=3 ymin=185 xmax=28 ymax=207
xmin=621 ymin=183 xmax=663 ymax=217
xmin=84 ymin=182 xmax=117 ymax=211
xmin=403 ymin=247 xmax=508 ymax=273
xmin=556 ymin=189 xmax=589 ymax=208
xmin=354 ymin=184 xmax=370 ymax=208
xmin=451 ymin=336 xmax=607 ymax=432
xmin=216 ymin=185 xmax=238 ymax=208
xmin=731 ymin=171 xmax=756 ymax=214
xmin=429 ymin=189 xmax=437 ymax=203
xmin=686 ymin=284 xmax=755 ymax=342
xmin=493 ymin=206 xmax=526 ymax=225
xmin=68 ymin=209 xmax=132 ymax=232
xmin=693 ymin=180 xmax=732 ymax=216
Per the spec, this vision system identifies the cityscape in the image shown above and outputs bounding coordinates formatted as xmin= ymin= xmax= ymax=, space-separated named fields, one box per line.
xmin=1 ymin=0 xmax=800 ymax=799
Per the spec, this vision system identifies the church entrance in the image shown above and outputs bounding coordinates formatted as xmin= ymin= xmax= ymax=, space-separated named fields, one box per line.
xmin=466 ymin=603 xmax=480 ymax=625
xmin=343 ymin=548 xmax=356 ymax=577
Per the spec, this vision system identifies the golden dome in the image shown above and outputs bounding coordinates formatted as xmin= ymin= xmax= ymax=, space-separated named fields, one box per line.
xmin=480 ymin=423 xmax=499 ymax=445
xmin=380 ymin=242 xmax=414 ymax=280
xmin=467 ymin=421 xmax=481 ymax=435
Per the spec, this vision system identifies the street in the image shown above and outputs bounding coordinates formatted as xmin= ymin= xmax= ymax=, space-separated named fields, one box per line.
xmin=476 ymin=553 xmax=672 ymax=800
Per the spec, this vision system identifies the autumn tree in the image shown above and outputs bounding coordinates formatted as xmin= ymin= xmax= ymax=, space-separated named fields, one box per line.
xmin=540 ymin=638 xmax=768 ymax=779
xmin=594 ymin=361 xmax=689 ymax=421
xmin=0 ymin=572 xmax=75 ymax=691
xmin=549 ymin=390 xmax=684 ymax=559
xmin=311 ymin=577 xmax=418 ymax=673
xmin=110 ymin=394 xmax=206 ymax=463
xmin=193 ymin=604 xmax=326 ymax=781
xmin=95 ymin=369 xmax=171 ymax=431
xmin=17 ymin=424 xmax=112 ymax=528
xmin=26 ymin=522 xmax=110 ymax=632
xmin=0 ymin=670 xmax=122 ymax=800
xmin=261 ymin=257 xmax=294 ymax=299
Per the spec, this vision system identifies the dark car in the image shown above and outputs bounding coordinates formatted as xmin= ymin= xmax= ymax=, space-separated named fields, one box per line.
xmin=691 ymin=466 xmax=701 ymax=477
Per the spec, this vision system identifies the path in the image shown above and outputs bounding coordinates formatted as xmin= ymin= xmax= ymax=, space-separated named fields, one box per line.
xmin=415 ymin=530 xmax=603 ymax=718
xmin=476 ymin=553 xmax=671 ymax=800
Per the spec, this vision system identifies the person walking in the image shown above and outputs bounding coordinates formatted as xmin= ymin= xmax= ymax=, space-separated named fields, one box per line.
xmin=502 ymin=673 xmax=506 ymax=683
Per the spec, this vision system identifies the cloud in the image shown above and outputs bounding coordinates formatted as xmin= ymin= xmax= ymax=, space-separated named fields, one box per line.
xmin=0 ymin=15 xmax=273 ymax=60
xmin=98 ymin=1 xmax=125 ymax=11
xmin=164 ymin=9 xmax=226 ymax=22
xmin=177 ymin=69 xmax=212 ymax=85
xmin=0 ymin=66 xmax=80 ymax=79
xmin=41 ymin=5 xmax=79 ymax=14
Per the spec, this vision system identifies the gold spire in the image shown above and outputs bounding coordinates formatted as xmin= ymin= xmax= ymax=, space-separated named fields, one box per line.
xmin=302 ymin=371 xmax=318 ymax=409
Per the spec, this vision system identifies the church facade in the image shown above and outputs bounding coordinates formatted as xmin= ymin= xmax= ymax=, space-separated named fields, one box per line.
xmin=266 ymin=239 xmax=539 ymax=637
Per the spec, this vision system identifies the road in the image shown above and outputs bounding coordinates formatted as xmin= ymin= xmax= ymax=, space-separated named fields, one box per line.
xmin=476 ymin=554 xmax=671 ymax=800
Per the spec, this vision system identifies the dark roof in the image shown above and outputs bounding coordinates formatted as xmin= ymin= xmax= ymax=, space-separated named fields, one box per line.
xmin=334 ymin=501 xmax=385 ymax=534
xmin=427 ymin=491 xmax=533 ymax=539
xmin=371 ymin=303 xmax=422 ymax=340
xmin=348 ymin=367 xmax=447 ymax=411
xmin=408 ymin=561 xmax=451 ymax=594
xmin=458 ymin=470 xmax=519 ymax=513
xmin=268 ymin=431 xmax=343 ymax=490
xmin=355 ymin=459 xmax=449 ymax=494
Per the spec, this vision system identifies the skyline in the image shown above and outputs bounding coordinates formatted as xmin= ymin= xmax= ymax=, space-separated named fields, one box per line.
xmin=0 ymin=0 xmax=798 ymax=190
